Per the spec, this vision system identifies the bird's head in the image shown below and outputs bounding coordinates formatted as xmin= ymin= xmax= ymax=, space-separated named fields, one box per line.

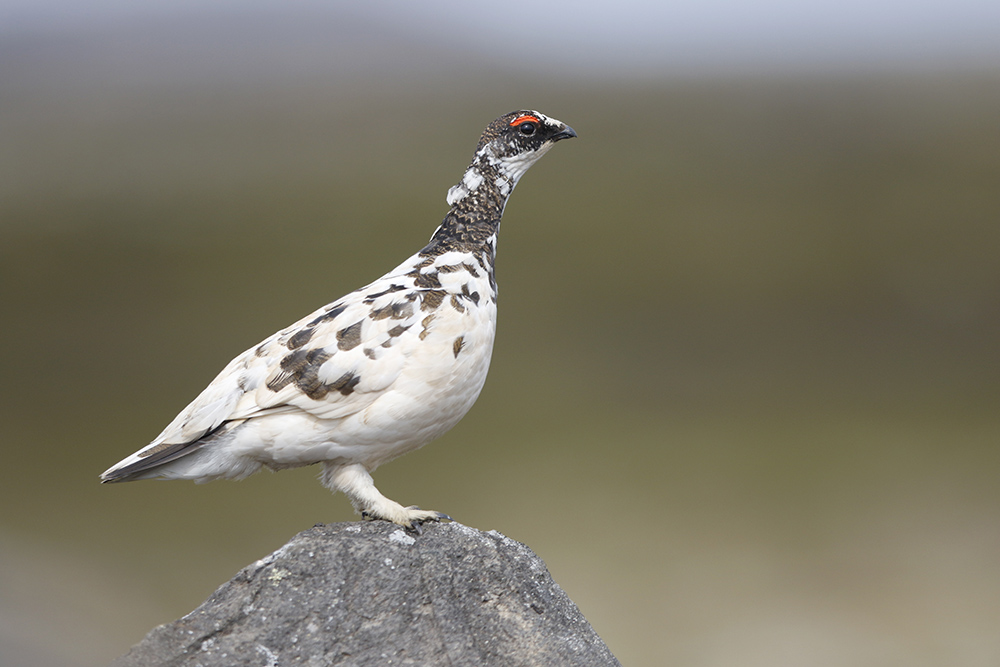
xmin=447 ymin=110 xmax=576 ymax=207
xmin=477 ymin=110 xmax=577 ymax=156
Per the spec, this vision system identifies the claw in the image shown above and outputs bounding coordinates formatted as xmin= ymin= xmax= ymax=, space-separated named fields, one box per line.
xmin=355 ymin=505 xmax=451 ymax=533
xmin=402 ymin=506 xmax=452 ymax=535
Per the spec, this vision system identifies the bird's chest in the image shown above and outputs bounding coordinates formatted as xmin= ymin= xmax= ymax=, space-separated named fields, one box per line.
xmin=398 ymin=265 xmax=497 ymax=395
xmin=349 ymin=263 xmax=497 ymax=454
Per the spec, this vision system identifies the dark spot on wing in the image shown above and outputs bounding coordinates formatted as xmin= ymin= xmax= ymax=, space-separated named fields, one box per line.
xmin=363 ymin=348 xmax=377 ymax=360
xmin=337 ymin=321 xmax=363 ymax=351
xmin=387 ymin=324 xmax=411 ymax=338
xmin=419 ymin=314 xmax=435 ymax=340
xmin=267 ymin=348 xmax=334 ymax=399
xmin=308 ymin=304 xmax=347 ymax=327
xmin=450 ymin=295 xmax=465 ymax=313
xmin=453 ymin=336 xmax=465 ymax=358
xmin=370 ymin=301 xmax=414 ymax=321
xmin=363 ymin=284 xmax=407 ymax=304
xmin=328 ymin=371 xmax=361 ymax=397
xmin=412 ymin=272 xmax=442 ymax=289
xmin=420 ymin=290 xmax=447 ymax=312
xmin=266 ymin=348 xmax=363 ymax=400
xmin=287 ymin=327 xmax=315 ymax=350
xmin=436 ymin=264 xmax=463 ymax=273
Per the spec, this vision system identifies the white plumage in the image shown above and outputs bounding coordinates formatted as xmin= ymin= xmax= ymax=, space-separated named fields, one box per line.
xmin=101 ymin=110 xmax=576 ymax=529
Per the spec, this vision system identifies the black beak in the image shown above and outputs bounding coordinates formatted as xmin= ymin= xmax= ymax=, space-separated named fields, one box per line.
xmin=551 ymin=125 xmax=577 ymax=142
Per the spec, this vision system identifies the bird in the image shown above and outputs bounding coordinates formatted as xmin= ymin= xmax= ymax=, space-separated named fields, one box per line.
xmin=101 ymin=110 xmax=576 ymax=530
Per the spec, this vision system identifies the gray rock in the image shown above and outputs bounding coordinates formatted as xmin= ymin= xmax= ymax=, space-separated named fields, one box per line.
xmin=113 ymin=521 xmax=621 ymax=666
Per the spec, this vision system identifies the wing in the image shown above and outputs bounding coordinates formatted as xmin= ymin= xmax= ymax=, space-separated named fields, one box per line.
xmin=102 ymin=260 xmax=435 ymax=480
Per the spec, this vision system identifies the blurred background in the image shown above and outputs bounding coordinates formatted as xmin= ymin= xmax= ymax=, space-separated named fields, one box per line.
xmin=2 ymin=1 xmax=1000 ymax=665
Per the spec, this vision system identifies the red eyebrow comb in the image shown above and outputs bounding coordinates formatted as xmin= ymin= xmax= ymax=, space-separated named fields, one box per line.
xmin=509 ymin=114 xmax=541 ymax=127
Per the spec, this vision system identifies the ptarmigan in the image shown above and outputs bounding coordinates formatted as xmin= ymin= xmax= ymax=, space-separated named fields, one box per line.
xmin=101 ymin=110 xmax=576 ymax=529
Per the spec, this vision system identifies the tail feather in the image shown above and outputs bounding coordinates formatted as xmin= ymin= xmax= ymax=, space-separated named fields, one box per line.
xmin=100 ymin=441 xmax=204 ymax=483
xmin=100 ymin=422 xmax=231 ymax=483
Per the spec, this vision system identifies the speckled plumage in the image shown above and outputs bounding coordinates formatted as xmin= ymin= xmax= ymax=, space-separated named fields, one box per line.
xmin=101 ymin=110 xmax=576 ymax=529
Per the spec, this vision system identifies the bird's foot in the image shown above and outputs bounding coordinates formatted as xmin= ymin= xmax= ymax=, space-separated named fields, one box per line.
xmin=325 ymin=463 xmax=451 ymax=534
xmin=404 ymin=507 xmax=452 ymax=535
xmin=361 ymin=506 xmax=451 ymax=534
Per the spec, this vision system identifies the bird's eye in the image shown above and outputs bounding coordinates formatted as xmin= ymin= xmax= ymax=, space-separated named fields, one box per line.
xmin=518 ymin=122 xmax=537 ymax=136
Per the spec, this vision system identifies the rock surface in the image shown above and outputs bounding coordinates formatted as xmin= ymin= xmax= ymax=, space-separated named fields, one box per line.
xmin=113 ymin=521 xmax=620 ymax=666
